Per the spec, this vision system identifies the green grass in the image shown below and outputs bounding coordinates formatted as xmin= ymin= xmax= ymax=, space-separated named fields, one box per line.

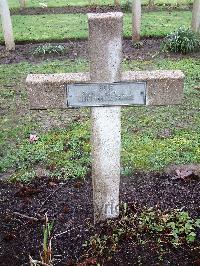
xmin=8 ymin=0 xmax=193 ymax=9
xmin=124 ymin=11 xmax=191 ymax=38
xmin=0 ymin=57 xmax=199 ymax=181
xmin=0 ymin=11 xmax=191 ymax=42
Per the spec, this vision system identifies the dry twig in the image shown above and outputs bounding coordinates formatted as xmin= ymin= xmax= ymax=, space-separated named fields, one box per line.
xmin=13 ymin=212 xmax=40 ymax=222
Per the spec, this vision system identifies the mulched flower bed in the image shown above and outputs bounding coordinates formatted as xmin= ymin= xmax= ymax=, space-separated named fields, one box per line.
xmin=0 ymin=171 xmax=199 ymax=266
xmin=0 ymin=38 xmax=199 ymax=65
xmin=10 ymin=4 xmax=192 ymax=16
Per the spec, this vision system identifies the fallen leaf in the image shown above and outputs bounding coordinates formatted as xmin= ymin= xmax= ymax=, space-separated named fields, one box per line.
xmin=48 ymin=181 xmax=57 ymax=188
xmin=63 ymin=205 xmax=69 ymax=214
xmin=3 ymin=233 xmax=16 ymax=241
xmin=77 ymin=257 xmax=97 ymax=266
xmin=74 ymin=182 xmax=83 ymax=189
xmin=175 ymin=169 xmax=193 ymax=180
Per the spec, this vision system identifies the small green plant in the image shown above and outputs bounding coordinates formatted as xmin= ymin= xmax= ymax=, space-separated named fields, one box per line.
xmin=33 ymin=44 xmax=66 ymax=56
xmin=41 ymin=213 xmax=54 ymax=265
xmin=121 ymin=0 xmax=132 ymax=12
xmin=161 ymin=27 xmax=200 ymax=54
xmin=138 ymin=208 xmax=200 ymax=246
xmin=133 ymin=41 xmax=144 ymax=49
xmin=29 ymin=213 xmax=54 ymax=266
xmin=81 ymin=205 xmax=200 ymax=264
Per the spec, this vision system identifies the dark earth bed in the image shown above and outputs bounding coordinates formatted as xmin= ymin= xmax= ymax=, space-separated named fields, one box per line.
xmin=0 ymin=38 xmax=200 ymax=65
xmin=10 ymin=5 xmax=192 ymax=16
xmin=0 ymin=172 xmax=199 ymax=265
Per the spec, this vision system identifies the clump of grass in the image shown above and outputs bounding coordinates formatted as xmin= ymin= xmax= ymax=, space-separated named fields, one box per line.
xmin=30 ymin=213 xmax=54 ymax=266
xmin=33 ymin=44 xmax=66 ymax=56
xmin=161 ymin=27 xmax=200 ymax=54
xmin=42 ymin=214 xmax=54 ymax=265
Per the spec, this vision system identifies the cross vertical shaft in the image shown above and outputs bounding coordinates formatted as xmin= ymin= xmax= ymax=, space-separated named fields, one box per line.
xmin=88 ymin=12 xmax=123 ymax=223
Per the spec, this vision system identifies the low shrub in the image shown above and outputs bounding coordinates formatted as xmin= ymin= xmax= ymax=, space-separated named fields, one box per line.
xmin=33 ymin=44 xmax=66 ymax=56
xmin=161 ymin=27 xmax=200 ymax=54
xmin=121 ymin=0 xmax=132 ymax=12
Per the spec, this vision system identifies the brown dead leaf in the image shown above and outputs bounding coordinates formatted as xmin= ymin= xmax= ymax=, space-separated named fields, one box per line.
xmin=161 ymin=214 xmax=169 ymax=223
xmin=3 ymin=232 xmax=16 ymax=241
xmin=48 ymin=181 xmax=57 ymax=188
xmin=77 ymin=257 xmax=97 ymax=266
xmin=63 ymin=205 xmax=69 ymax=214
xmin=175 ymin=169 xmax=193 ymax=180
xmin=74 ymin=182 xmax=83 ymax=189
xmin=15 ymin=186 xmax=42 ymax=197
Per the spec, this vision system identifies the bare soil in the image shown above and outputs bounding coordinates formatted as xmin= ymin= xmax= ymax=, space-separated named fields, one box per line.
xmin=0 ymin=172 xmax=199 ymax=265
xmin=10 ymin=5 xmax=192 ymax=16
xmin=11 ymin=5 xmax=122 ymax=16
xmin=0 ymin=38 xmax=199 ymax=65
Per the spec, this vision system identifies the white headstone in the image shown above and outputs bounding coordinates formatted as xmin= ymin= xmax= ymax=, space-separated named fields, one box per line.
xmin=132 ymin=0 xmax=141 ymax=42
xmin=191 ymin=0 xmax=200 ymax=33
xmin=0 ymin=0 xmax=15 ymax=50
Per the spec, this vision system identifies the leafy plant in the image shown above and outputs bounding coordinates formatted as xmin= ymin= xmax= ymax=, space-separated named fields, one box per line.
xmin=82 ymin=205 xmax=200 ymax=264
xmin=138 ymin=208 xmax=200 ymax=245
xmin=133 ymin=41 xmax=144 ymax=49
xmin=121 ymin=0 xmax=132 ymax=12
xmin=161 ymin=27 xmax=200 ymax=54
xmin=33 ymin=44 xmax=66 ymax=56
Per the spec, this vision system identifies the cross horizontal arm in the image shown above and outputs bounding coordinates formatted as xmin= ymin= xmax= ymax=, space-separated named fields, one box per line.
xmin=26 ymin=70 xmax=184 ymax=109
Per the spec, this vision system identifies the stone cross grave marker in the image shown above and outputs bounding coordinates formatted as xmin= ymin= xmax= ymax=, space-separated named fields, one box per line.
xmin=26 ymin=12 xmax=184 ymax=223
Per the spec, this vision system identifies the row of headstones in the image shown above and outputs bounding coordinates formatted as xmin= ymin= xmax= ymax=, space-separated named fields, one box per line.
xmin=0 ymin=0 xmax=200 ymax=51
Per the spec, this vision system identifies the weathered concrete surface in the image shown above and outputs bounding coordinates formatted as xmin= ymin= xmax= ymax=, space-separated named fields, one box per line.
xmin=26 ymin=70 xmax=184 ymax=109
xmin=88 ymin=12 xmax=123 ymax=82
xmin=132 ymin=0 xmax=141 ymax=42
xmin=0 ymin=0 xmax=15 ymax=50
xmin=88 ymin=12 xmax=123 ymax=223
xmin=123 ymin=70 xmax=184 ymax=105
xmin=19 ymin=0 xmax=27 ymax=8
xmin=191 ymin=0 xmax=200 ymax=33
xmin=26 ymin=72 xmax=90 ymax=109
